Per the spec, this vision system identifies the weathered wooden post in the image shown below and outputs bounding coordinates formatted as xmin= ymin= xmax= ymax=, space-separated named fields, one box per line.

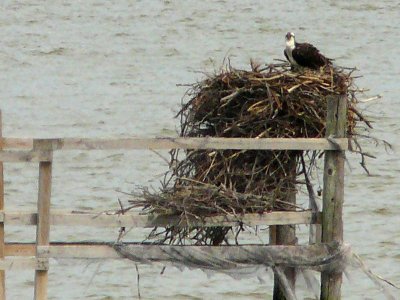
xmin=34 ymin=140 xmax=53 ymax=300
xmin=0 ymin=110 xmax=5 ymax=299
xmin=270 ymin=158 xmax=297 ymax=300
xmin=320 ymin=95 xmax=347 ymax=299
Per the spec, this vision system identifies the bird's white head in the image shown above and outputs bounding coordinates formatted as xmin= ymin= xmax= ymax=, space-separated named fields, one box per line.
xmin=285 ymin=32 xmax=295 ymax=49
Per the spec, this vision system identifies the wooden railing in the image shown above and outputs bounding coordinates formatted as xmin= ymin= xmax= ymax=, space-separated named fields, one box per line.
xmin=0 ymin=96 xmax=348 ymax=300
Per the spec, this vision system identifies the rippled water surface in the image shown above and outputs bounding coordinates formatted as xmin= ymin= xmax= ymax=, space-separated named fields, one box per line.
xmin=0 ymin=1 xmax=399 ymax=299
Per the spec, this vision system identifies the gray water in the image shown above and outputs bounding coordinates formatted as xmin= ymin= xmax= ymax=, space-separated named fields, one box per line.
xmin=0 ymin=1 xmax=399 ymax=299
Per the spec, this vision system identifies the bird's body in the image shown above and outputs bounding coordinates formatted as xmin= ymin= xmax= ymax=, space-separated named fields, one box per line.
xmin=284 ymin=32 xmax=331 ymax=69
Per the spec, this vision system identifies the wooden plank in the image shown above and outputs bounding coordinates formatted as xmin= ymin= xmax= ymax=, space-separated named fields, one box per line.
xmin=4 ymin=242 xmax=347 ymax=273
xmin=5 ymin=243 xmax=117 ymax=258
xmin=4 ymin=211 xmax=321 ymax=227
xmin=34 ymin=156 xmax=53 ymax=300
xmin=1 ymin=137 xmax=349 ymax=151
xmin=0 ymin=151 xmax=52 ymax=162
xmin=39 ymin=244 xmax=119 ymax=259
xmin=1 ymin=137 xmax=33 ymax=149
xmin=320 ymin=95 xmax=347 ymax=299
xmin=0 ymin=111 xmax=5 ymax=298
xmin=0 ymin=257 xmax=46 ymax=271
xmin=5 ymin=243 xmax=35 ymax=256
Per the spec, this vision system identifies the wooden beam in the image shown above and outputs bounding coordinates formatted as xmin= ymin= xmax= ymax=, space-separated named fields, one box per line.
xmin=1 ymin=137 xmax=33 ymax=150
xmin=1 ymin=137 xmax=349 ymax=151
xmin=34 ymin=153 xmax=53 ymax=300
xmin=320 ymin=95 xmax=347 ymax=299
xmin=4 ymin=242 xmax=347 ymax=273
xmin=5 ymin=243 xmax=117 ymax=258
xmin=3 ymin=210 xmax=321 ymax=227
xmin=0 ymin=151 xmax=52 ymax=162
xmin=0 ymin=110 xmax=5 ymax=298
xmin=272 ymin=159 xmax=297 ymax=300
xmin=5 ymin=243 xmax=35 ymax=256
xmin=0 ymin=257 xmax=46 ymax=271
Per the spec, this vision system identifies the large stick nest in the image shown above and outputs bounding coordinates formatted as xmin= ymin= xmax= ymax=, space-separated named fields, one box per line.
xmin=129 ymin=62 xmax=369 ymax=245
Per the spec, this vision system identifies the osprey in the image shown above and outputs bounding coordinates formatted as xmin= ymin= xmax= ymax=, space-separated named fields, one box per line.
xmin=284 ymin=32 xmax=332 ymax=69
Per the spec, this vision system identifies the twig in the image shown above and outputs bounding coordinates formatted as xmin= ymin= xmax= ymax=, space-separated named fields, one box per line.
xmin=359 ymin=95 xmax=381 ymax=103
xmin=135 ymin=264 xmax=141 ymax=299
xmin=116 ymin=198 xmax=126 ymax=243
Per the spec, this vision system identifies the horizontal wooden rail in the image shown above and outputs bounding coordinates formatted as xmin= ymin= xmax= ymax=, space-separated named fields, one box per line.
xmin=0 ymin=151 xmax=52 ymax=162
xmin=6 ymin=243 xmax=120 ymax=259
xmin=4 ymin=242 xmax=347 ymax=273
xmin=2 ymin=210 xmax=320 ymax=227
xmin=2 ymin=137 xmax=348 ymax=151
xmin=0 ymin=257 xmax=47 ymax=271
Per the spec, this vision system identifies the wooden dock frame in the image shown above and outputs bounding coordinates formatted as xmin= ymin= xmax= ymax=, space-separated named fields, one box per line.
xmin=0 ymin=97 xmax=347 ymax=300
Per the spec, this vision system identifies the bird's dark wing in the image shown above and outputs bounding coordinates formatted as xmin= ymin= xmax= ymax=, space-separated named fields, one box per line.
xmin=292 ymin=42 xmax=331 ymax=69
xmin=283 ymin=49 xmax=289 ymax=62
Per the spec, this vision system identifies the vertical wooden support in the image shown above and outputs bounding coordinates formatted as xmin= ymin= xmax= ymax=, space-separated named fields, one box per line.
xmin=34 ymin=141 xmax=53 ymax=300
xmin=0 ymin=110 xmax=5 ymax=299
xmin=320 ymin=95 xmax=347 ymax=299
xmin=308 ymin=183 xmax=321 ymax=245
xmin=270 ymin=159 xmax=297 ymax=300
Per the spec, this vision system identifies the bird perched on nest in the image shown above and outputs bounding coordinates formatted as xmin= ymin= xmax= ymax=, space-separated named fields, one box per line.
xmin=284 ymin=32 xmax=332 ymax=70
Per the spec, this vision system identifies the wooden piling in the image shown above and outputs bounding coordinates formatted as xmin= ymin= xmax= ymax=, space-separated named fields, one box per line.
xmin=271 ymin=159 xmax=297 ymax=300
xmin=0 ymin=110 xmax=5 ymax=299
xmin=33 ymin=141 xmax=53 ymax=300
xmin=320 ymin=95 xmax=347 ymax=299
